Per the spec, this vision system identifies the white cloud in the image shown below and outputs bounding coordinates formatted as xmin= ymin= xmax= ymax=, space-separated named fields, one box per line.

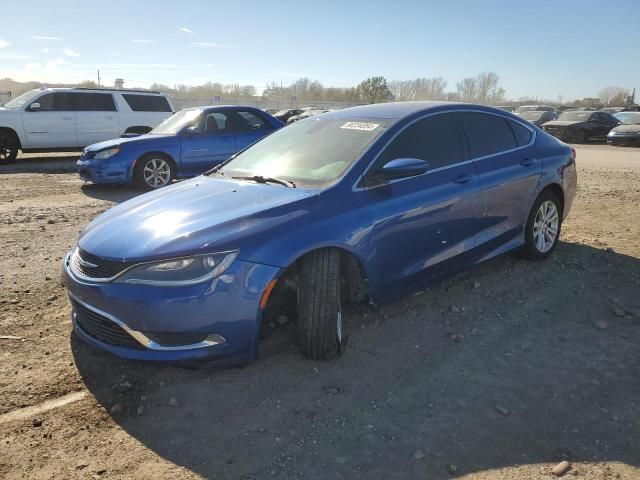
xmin=179 ymin=27 xmax=196 ymax=35
xmin=0 ymin=39 xmax=11 ymax=48
xmin=63 ymin=47 xmax=81 ymax=57
xmin=45 ymin=58 xmax=69 ymax=69
xmin=41 ymin=47 xmax=49 ymax=54
xmin=24 ymin=62 xmax=42 ymax=71
xmin=191 ymin=42 xmax=231 ymax=48
xmin=273 ymin=71 xmax=305 ymax=77
xmin=31 ymin=35 xmax=63 ymax=41
xmin=131 ymin=39 xmax=156 ymax=44
xmin=0 ymin=52 xmax=35 ymax=60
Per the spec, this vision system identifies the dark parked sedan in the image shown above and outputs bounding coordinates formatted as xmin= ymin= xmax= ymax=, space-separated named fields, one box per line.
xmin=607 ymin=112 xmax=640 ymax=146
xmin=542 ymin=110 xmax=620 ymax=143
xmin=517 ymin=110 xmax=557 ymax=127
xmin=273 ymin=108 xmax=303 ymax=123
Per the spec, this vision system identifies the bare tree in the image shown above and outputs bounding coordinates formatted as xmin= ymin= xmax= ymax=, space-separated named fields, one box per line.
xmin=599 ymin=86 xmax=629 ymax=106
xmin=456 ymin=78 xmax=478 ymax=102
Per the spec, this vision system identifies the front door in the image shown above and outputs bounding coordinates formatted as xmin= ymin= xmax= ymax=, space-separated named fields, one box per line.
xmin=181 ymin=111 xmax=236 ymax=174
xmin=363 ymin=112 xmax=482 ymax=295
xmin=22 ymin=92 xmax=78 ymax=148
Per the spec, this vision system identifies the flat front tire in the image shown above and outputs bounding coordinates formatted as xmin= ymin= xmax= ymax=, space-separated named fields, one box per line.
xmin=134 ymin=154 xmax=174 ymax=190
xmin=0 ymin=130 xmax=19 ymax=165
xmin=297 ymin=249 xmax=344 ymax=360
xmin=522 ymin=191 xmax=562 ymax=260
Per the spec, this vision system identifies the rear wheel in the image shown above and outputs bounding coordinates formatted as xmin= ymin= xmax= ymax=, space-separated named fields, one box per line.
xmin=297 ymin=249 xmax=344 ymax=360
xmin=522 ymin=191 xmax=562 ymax=260
xmin=134 ymin=154 xmax=174 ymax=190
xmin=0 ymin=130 xmax=19 ymax=165
xmin=572 ymin=129 xmax=586 ymax=143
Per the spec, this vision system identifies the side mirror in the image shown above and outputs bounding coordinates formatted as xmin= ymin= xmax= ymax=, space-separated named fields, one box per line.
xmin=29 ymin=102 xmax=41 ymax=111
xmin=184 ymin=125 xmax=200 ymax=136
xmin=381 ymin=158 xmax=430 ymax=180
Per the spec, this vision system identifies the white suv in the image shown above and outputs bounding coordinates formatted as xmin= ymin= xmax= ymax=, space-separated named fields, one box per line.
xmin=0 ymin=87 xmax=174 ymax=164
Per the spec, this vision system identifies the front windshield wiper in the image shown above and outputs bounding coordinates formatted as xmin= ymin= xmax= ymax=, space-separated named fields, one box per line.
xmin=232 ymin=175 xmax=296 ymax=188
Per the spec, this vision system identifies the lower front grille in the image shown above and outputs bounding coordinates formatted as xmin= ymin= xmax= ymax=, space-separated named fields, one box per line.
xmin=72 ymin=299 xmax=144 ymax=350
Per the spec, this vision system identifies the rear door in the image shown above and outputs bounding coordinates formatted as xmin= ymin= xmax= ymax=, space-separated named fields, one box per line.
xmin=181 ymin=110 xmax=235 ymax=174
xmin=72 ymin=92 xmax=119 ymax=146
xmin=232 ymin=110 xmax=274 ymax=150
xmin=363 ymin=112 xmax=483 ymax=294
xmin=22 ymin=92 xmax=78 ymax=148
xmin=462 ymin=111 xmax=541 ymax=248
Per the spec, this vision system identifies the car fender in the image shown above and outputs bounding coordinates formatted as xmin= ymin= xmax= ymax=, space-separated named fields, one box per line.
xmin=0 ymin=111 xmax=27 ymax=148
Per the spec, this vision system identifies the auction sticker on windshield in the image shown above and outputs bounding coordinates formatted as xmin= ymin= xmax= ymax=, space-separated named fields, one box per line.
xmin=340 ymin=122 xmax=380 ymax=131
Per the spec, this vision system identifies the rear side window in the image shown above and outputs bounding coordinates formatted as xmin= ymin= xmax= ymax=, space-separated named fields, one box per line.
xmin=35 ymin=92 xmax=72 ymax=111
xmin=235 ymin=111 xmax=267 ymax=131
xmin=122 ymin=94 xmax=172 ymax=112
xmin=377 ymin=113 xmax=466 ymax=170
xmin=462 ymin=112 xmax=518 ymax=157
xmin=509 ymin=120 xmax=532 ymax=146
xmin=71 ymin=92 xmax=116 ymax=111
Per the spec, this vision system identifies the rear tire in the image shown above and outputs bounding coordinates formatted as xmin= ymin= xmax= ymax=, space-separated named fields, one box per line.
xmin=572 ymin=129 xmax=586 ymax=143
xmin=134 ymin=154 xmax=174 ymax=190
xmin=0 ymin=130 xmax=19 ymax=165
xmin=522 ymin=191 xmax=562 ymax=260
xmin=297 ymin=249 xmax=344 ymax=360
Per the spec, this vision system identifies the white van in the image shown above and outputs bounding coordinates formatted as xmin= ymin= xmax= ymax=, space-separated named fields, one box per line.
xmin=0 ymin=87 xmax=174 ymax=164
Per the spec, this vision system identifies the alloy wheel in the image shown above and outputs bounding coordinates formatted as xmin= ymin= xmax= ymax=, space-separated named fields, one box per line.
xmin=533 ymin=200 xmax=559 ymax=253
xmin=143 ymin=158 xmax=171 ymax=188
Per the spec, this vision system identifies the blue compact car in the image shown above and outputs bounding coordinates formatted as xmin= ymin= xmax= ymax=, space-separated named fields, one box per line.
xmin=76 ymin=106 xmax=284 ymax=189
xmin=62 ymin=102 xmax=577 ymax=364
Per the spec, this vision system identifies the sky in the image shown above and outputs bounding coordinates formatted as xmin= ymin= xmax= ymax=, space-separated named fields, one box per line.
xmin=0 ymin=0 xmax=638 ymax=101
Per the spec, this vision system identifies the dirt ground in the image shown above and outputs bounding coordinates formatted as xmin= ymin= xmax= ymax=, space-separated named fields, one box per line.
xmin=0 ymin=144 xmax=639 ymax=480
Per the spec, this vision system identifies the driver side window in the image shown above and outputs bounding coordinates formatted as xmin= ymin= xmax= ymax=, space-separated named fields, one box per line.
xmin=375 ymin=113 xmax=466 ymax=172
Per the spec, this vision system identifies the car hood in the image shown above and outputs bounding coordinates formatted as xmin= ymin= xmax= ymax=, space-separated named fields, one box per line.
xmin=609 ymin=124 xmax=640 ymax=133
xmin=542 ymin=120 xmax=584 ymax=127
xmin=85 ymin=133 xmax=175 ymax=152
xmin=78 ymin=177 xmax=318 ymax=262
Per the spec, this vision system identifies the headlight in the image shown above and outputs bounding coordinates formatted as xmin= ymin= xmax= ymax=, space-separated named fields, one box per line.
xmin=94 ymin=146 xmax=120 ymax=160
xmin=115 ymin=251 xmax=238 ymax=286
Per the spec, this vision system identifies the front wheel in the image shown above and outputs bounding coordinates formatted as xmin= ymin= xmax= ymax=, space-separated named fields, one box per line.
xmin=522 ymin=192 xmax=562 ymax=260
xmin=134 ymin=154 xmax=174 ymax=190
xmin=0 ymin=130 xmax=19 ymax=165
xmin=297 ymin=249 xmax=344 ymax=360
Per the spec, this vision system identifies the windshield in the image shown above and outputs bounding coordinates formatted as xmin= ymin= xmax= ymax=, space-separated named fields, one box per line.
xmin=520 ymin=111 xmax=544 ymax=121
xmin=614 ymin=112 xmax=636 ymax=123
xmin=220 ymin=117 xmax=391 ymax=187
xmin=558 ymin=111 xmax=591 ymax=121
xmin=3 ymin=89 xmax=42 ymax=110
xmin=150 ymin=109 xmax=202 ymax=134
xmin=620 ymin=113 xmax=640 ymax=125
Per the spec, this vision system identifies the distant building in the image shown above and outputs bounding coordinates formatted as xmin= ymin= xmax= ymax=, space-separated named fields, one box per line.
xmin=114 ymin=79 xmax=124 ymax=89
xmin=0 ymin=91 xmax=11 ymax=106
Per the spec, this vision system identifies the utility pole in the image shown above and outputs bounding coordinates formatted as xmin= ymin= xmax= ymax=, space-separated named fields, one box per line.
xmin=97 ymin=70 xmax=101 ymax=87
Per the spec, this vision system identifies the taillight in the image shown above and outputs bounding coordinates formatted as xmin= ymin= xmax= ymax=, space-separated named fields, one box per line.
xmin=571 ymin=147 xmax=576 ymax=162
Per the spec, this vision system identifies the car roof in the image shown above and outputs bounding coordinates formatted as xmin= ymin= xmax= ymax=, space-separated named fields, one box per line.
xmin=35 ymin=87 xmax=164 ymax=95
xmin=321 ymin=101 xmax=464 ymax=120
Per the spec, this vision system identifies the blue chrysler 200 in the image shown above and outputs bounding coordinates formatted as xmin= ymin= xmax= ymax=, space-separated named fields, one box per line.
xmin=76 ymin=106 xmax=284 ymax=189
xmin=62 ymin=102 xmax=577 ymax=363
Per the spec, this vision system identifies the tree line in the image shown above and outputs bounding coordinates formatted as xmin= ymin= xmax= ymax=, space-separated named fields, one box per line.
xmin=0 ymin=74 xmax=634 ymax=108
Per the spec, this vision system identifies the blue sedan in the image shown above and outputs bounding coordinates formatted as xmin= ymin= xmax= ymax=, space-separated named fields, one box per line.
xmin=62 ymin=102 xmax=577 ymax=364
xmin=76 ymin=106 xmax=284 ymax=189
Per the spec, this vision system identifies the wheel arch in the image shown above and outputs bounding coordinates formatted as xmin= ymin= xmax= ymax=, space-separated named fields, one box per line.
xmin=0 ymin=127 xmax=22 ymax=149
xmin=131 ymin=150 xmax=178 ymax=178
xmin=537 ymin=182 xmax=565 ymax=216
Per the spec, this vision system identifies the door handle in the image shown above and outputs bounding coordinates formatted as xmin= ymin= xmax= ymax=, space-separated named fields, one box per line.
xmin=520 ymin=158 xmax=536 ymax=167
xmin=452 ymin=174 xmax=473 ymax=184
xmin=62 ymin=116 xmax=73 ymax=120
xmin=105 ymin=116 xmax=114 ymax=120
xmin=222 ymin=136 xmax=231 ymax=141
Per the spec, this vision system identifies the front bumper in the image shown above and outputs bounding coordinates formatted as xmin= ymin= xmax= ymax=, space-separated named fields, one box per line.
xmin=61 ymin=252 xmax=281 ymax=362
xmin=77 ymin=156 xmax=135 ymax=184
xmin=607 ymin=135 xmax=640 ymax=146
